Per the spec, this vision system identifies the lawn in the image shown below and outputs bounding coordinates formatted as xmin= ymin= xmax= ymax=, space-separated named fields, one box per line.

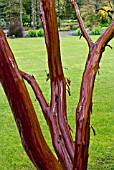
xmin=0 ymin=36 xmax=114 ymax=170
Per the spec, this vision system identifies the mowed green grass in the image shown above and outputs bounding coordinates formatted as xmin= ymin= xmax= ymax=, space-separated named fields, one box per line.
xmin=0 ymin=36 xmax=114 ymax=170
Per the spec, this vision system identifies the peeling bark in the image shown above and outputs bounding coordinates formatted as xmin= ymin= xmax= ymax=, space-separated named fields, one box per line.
xmin=70 ymin=1 xmax=114 ymax=169
xmin=0 ymin=0 xmax=114 ymax=170
xmin=40 ymin=0 xmax=74 ymax=166
xmin=0 ymin=27 xmax=62 ymax=170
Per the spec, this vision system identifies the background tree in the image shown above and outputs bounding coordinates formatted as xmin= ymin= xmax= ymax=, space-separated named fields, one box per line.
xmin=32 ymin=0 xmax=36 ymax=28
xmin=20 ymin=0 xmax=23 ymax=26
xmin=36 ymin=0 xmax=40 ymax=29
xmin=80 ymin=4 xmax=96 ymax=27
xmin=0 ymin=0 xmax=21 ymax=27
xmin=23 ymin=0 xmax=32 ymax=27
xmin=1 ymin=0 xmax=114 ymax=29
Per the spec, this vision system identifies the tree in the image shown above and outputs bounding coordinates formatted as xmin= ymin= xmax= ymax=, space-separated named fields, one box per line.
xmin=36 ymin=0 xmax=40 ymax=29
xmin=31 ymin=0 xmax=40 ymax=28
xmin=23 ymin=0 xmax=32 ymax=27
xmin=20 ymin=0 xmax=23 ymax=26
xmin=80 ymin=0 xmax=114 ymax=26
xmin=32 ymin=0 xmax=36 ymax=28
xmin=64 ymin=0 xmax=75 ymax=19
xmin=0 ymin=0 xmax=20 ymax=27
xmin=0 ymin=0 xmax=114 ymax=169
xmin=80 ymin=4 xmax=96 ymax=27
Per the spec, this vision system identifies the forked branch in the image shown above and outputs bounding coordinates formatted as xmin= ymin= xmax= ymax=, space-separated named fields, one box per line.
xmin=20 ymin=70 xmax=49 ymax=121
xmin=70 ymin=0 xmax=94 ymax=48
xmin=0 ymin=27 xmax=62 ymax=170
xmin=20 ymin=70 xmax=73 ymax=169
xmin=71 ymin=1 xmax=114 ymax=168
xmin=0 ymin=0 xmax=114 ymax=169
xmin=40 ymin=0 xmax=74 ymax=164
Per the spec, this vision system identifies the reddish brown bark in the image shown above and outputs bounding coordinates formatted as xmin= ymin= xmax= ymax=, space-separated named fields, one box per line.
xmin=20 ymin=70 xmax=72 ymax=169
xmin=0 ymin=28 xmax=62 ymax=170
xmin=0 ymin=0 xmax=114 ymax=170
xmin=40 ymin=0 xmax=74 ymax=167
xmin=70 ymin=0 xmax=114 ymax=169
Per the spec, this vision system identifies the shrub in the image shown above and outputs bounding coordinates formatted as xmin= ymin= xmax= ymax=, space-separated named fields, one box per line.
xmin=92 ymin=27 xmax=101 ymax=35
xmin=70 ymin=25 xmax=79 ymax=30
xmin=8 ymin=18 xmax=23 ymax=37
xmin=59 ymin=27 xmax=70 ymax=31
xmin=28 ymin=30 xmax=37 ymax=37
xmin=37 ymin=29 xmax=44 ymax=37
xmin=76 ymin=28 xmax=82 ymax=36
xmin=0 ymin=19 xmax=6 ymax=29
xmin=101 ymin=27 xmax=108 ymax=33
xmin=98 ymin=22 xmax=111 ymax=27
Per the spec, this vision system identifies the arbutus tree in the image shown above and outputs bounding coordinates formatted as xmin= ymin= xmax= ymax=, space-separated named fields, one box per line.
xmin=0 ymin=0 xmax=114 ymax=169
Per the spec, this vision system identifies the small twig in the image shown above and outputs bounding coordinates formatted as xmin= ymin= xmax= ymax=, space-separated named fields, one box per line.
xmin=108 ymin=0 xmax=112 ymax=8
xmin=90 ymin=126 xmax=96 ymax=136
xmin=66 ymin=78 xmax=71 ymax=96
xmin=79 ymin=34 xmax=83 ymax=39
xmin=20 ymin=70 xmax=49 ymax=120
xmin=98 ymin=70 xmax=100 ymax=75
xmin=45 ymin=70 xmax=50 ymax=81
xmin=70 ymin=0 xmax=93 ymax=48
xmin=106 ymin=44 xmax=113 ymax=49
xmin=63 ymin=67 xmax=68 ymax=70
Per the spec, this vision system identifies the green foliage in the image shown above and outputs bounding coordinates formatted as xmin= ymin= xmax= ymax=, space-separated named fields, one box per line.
xmin=55 ymin=0 xmax=76 ymax=21
xmin=66 ymin=19 xmax=77 ymax=23
xmin=0 ymin=19 xmax=6 ymax=29
xmin=80 ymin=4 xmax=96 ymax=27
xmin=28 ymin=29 xmax=44 ymax=37
xmin=23 ymin=0 xmax=32 ymax=27
xmin=22 ymin=15 xmax=31 ymax=27
xmin=92 ymin=27 xmax=102 ymax=35
xmin=59 ymin=27 xmax=70 ymax=31
xmin=64 ymin=0 xmax=76 ymax=19
xmin=60 ymin=20 xmax=79 ymax=30
xmin=98 ymin=21 xmax=112 ymax=28
xmin=37 ymin=29 xmax=44 ymax=37
xmin=23 ymin=0 xmax=32 ymax=15
xmin=76 ymin=28 xmax=82 ymax=36
xmin=0 ymin=0 xmax=113 ymax=29
xmin=101 ymin=27 xmax=108 ymax=33
xmin=28 ymin=30 xmax=37 ymax=37
xmin=8 ymin=18 xmax=23 ymax=37
xmin=0 ymin=0 xmax=20 ymax=26
xmin=97 ymin=6 xmax=111 ymax=26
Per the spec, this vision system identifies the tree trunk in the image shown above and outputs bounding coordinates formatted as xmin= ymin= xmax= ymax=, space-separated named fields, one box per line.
xmin=0 ymin=27 xmax=62 ymax=170
xmin=20 ymin=0 xmax=23 ymax=26
xmin=32 ymin=0 xmax=36 ymax=28
xmin=0 ymin=0 xmax=114 ymax=169
xmin=36 ymin=0 xmax=39 ymax=29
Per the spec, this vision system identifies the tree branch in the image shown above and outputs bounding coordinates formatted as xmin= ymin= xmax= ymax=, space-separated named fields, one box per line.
xmin=47 ymin=107 xmax=73 ymax=170
xmin=20 ymin=70 xmax=49 ymax=122
xmin=73 ymin=21 xmax=114 ymax=170
xmin=0 ymin=27 xmax=62 ymax=170
xmin=70 ymin=0 xmax=94 ymax=48
xmin=40 ymin=0 xmax=74 ymax=164
xmin=97 ymin=21 xmax=114 ymax=47
xmin=20 ymin=71 xmax=73 ymax=169
xmin=20 ymin=70 xmax=73 ymax=169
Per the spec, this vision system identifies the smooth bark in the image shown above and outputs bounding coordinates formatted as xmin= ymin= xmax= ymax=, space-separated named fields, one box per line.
xmin=0 ymin=27 xmax=62 ymax=170
xmin=71 ymin=0 xmax=114 ymax=169
xmin=0 ymin=0 xmax=114 ymax=169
